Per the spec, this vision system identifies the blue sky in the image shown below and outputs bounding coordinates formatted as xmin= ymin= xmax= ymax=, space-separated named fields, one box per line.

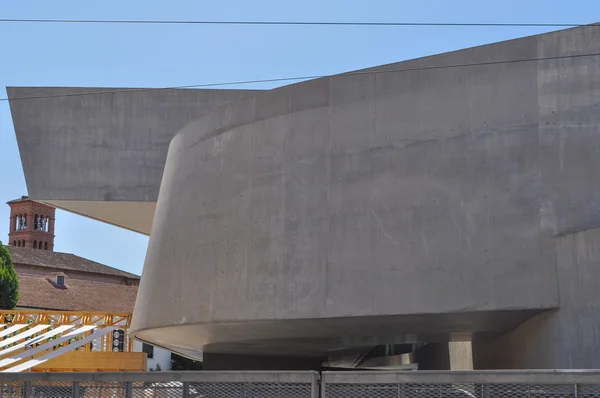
xmin=0 ymin=0 xmax=598 ymax=276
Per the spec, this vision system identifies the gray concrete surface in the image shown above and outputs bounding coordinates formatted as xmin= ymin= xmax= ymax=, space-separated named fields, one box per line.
xmin=473 ymin=226 xmax=600 ymax=369
xmin=9 ymin=24 xmax=600 ymax=369
xmin=131 ymin=24 xmax=600 ymax=367
xmin=8 ymin=87 xmax=260 ymax=233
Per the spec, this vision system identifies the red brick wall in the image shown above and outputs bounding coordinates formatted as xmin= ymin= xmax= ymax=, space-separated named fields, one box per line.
xmin=8 ymin=199 xmax=56 ymax=251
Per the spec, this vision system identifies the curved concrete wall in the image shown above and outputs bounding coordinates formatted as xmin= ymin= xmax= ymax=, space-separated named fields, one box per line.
xmin=132 ymin=25 xmax=600 ymax=363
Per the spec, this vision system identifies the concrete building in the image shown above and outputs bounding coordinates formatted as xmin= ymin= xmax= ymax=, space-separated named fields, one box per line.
xmin=6 ymin=24 xmax=600 ymax=370
xmin=5 ymin=197 xmax=171 ymax=371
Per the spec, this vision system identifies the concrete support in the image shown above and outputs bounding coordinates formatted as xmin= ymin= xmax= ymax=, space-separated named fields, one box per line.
xmin=473 ymin=227 xmax=600 ymax=369
xmin=449 ymin=342 xmax=473 ymax=370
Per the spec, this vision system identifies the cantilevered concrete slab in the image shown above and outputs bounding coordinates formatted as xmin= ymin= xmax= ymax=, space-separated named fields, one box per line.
xmin=8 ymin=87 xmax=261 ymax=234
xmin=9 ymin=24 xmax=600 ymax=369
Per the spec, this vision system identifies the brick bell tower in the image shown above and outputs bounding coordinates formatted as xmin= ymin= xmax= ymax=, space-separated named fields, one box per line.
xmin=7 ymin=196 xmax=56 ymax=251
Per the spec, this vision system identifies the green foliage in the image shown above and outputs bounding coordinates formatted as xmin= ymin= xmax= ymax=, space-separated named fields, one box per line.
xmin=171 ymin=353 xmax=203 ymax=371
xmin=0 ymin=242 xmax=19 ymax=310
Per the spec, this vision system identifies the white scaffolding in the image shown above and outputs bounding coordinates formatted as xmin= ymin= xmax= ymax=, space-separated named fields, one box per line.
xmin=0 ymin=310 xmax=132 ymax=373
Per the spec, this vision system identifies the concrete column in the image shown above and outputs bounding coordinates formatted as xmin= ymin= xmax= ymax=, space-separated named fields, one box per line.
xmin=449 ymin=342 xmax=473 ymax=370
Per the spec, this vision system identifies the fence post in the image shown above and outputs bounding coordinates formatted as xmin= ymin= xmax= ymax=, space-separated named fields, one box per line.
xmin=125 ymin=382 xmax=133 ymax=398
xmin=23 ymin=382 xmax=32 ymax=398
xmin=182 ymin=382 xmax=190 ymax=398
xmin=72 ymin=382 xmax=80 ymax=398
xmin=320 ymin=375 xmax=326 ymax=398
xmin=311 ymin=372 xmax=319 ymax=398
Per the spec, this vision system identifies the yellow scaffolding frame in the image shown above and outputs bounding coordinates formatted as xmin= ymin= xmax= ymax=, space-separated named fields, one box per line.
xmin=0 ymin=310 xmax=134 ymax=356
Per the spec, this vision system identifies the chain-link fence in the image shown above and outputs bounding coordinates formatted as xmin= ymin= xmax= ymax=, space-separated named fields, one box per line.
xmin=1 ymin=371 xmax=600 ymax=398
xmin=322 ymin=371 xmax=600 ymax=398
xmin=0 ymin=372 xmax=318 ymax=398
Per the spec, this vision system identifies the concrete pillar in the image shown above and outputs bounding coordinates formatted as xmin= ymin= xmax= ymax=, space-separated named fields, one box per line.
xmin=449 ymin=342 xmax=473 ymax=370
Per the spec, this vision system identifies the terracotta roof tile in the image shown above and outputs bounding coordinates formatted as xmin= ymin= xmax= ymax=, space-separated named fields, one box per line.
xmin=9 ymin=247 xmax=140 ymax=279
xmin=17 ymin=273 xmax=138 ymax=312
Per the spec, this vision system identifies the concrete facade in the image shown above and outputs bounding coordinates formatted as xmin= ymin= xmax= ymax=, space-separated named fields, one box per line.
xmin=473 ymin=226 xmax=600 ymax=369
xmin=7 ymin=87 xmax=260 ymax=234
xmin=8 ymin=24 xmax=600 ymax=369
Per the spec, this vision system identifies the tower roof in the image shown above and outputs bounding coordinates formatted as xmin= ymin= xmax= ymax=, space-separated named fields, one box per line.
xmin=7 ymin=196 xmax=54 ymax=209
xmin=7 ymin=196 xmax=31 ymax=204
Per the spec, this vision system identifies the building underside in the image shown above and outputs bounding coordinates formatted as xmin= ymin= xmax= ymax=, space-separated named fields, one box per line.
xmin=8 ymin=24 xmax=600 ymax=370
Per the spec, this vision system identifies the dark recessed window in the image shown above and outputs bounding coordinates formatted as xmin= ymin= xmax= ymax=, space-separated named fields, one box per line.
xmin=142 ymin=343 xmax=154 ymax=359
xmin=56 ymin=276 xmax=65 ymax=286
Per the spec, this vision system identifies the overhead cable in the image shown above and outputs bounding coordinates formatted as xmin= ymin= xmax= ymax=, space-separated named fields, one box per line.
xmin=0 ymin=18 xmax=596 ymax=27
xmin=2 ymin=51 xmax=599 ymax=102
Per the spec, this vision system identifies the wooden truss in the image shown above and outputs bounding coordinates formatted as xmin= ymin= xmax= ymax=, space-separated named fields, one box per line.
xmin=0 ymin=310 xmax=138 ymax=372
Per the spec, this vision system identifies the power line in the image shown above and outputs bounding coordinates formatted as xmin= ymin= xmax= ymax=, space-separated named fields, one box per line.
xmin=0 ymin=18 xmax=596 ymax=28
xmin=2 ymin=51 xmax=599 ymax=103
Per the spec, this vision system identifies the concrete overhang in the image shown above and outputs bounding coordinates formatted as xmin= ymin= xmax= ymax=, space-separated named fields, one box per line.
xmin=131 ymin=309 xmax=544 ymax=360
xmin=7 ymin=86 xmax=263 ymax=234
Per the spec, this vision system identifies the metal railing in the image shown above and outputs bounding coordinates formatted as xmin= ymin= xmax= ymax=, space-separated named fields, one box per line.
xmin=1 ymin=370 xmax=600 ymax=398
xmin=322 ymin=371 xmax=600 ymax=398
xmin=0 ymin=371 xmax=318 ymax=398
